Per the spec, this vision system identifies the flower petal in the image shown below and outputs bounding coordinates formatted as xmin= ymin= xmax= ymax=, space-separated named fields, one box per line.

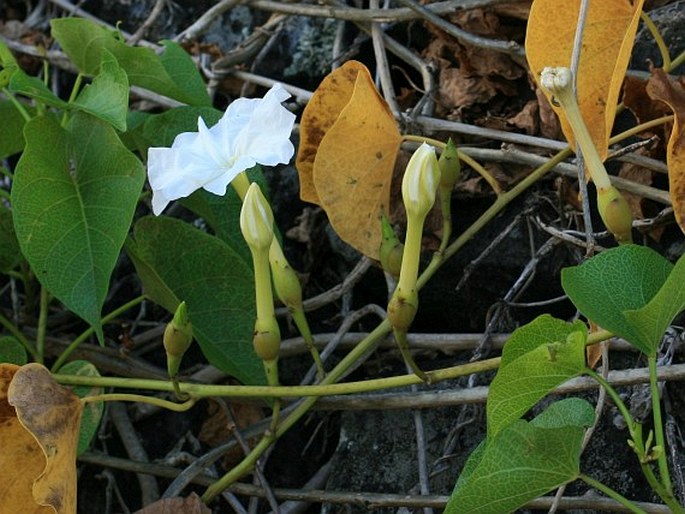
xmin=233 ymin=84 xmax=296 ymax=166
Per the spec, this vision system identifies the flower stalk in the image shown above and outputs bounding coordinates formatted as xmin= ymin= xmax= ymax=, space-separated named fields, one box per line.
xmin=234 ymin=172 xmax=324 ymax=379
xmin=387 ymin=143 xmax=441 ymax=381
xmin=240 ymin=183 xmax=282 ymax=429
xmin=437 ymin=138 xmax=460 ymax=252
xmin=539 ymin=67 xmax=633 ymax=244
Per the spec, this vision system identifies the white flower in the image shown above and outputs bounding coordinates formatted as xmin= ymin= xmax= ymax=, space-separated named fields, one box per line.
xmin=147 ymin=84 xmax=296 ymax=215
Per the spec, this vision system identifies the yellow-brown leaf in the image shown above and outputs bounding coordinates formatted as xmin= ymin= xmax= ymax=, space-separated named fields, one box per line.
xmin=312 ymin=67 xmax=402 ymax=259
xmin=8 ymin=363 xmax=83 ymax=514
xmin=646 ymin=69 xmax=685 ymax=234
xmin=0 ymin=363 xmax=53 ymax=514
xmin=296 ymin=61 xmax=368 ymax=204
xmin=525 ymin=0 xmax=644 ymax=161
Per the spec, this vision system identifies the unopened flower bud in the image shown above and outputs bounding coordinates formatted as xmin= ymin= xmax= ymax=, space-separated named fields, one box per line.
xmin=269 ymin=242 xmax=302 ymax=312
xmin=402 ymin=143 xmax=441 ymax=220
xmin=387 ymin=287 xmax=418 ymax=332
xmin=379 ymin=214 xmax=403 ymax=277
xmin=597 ymin=185 xmax=633 ymax=244
xmin=253 ymin=316 xmax=281 ymax=362
xmin=163 ymin=301 xmax=193 ymax=377
xmin=438 ymin=138 xmax=461 ymax=190
xmin=240 ymin=183 xmax=274 ymax=252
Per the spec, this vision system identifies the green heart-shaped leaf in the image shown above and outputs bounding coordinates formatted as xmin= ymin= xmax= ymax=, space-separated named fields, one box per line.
xmin=51 ymin=18 xmax=210 ymax=106
xmin=561 ymin=245 xmax=672 ymax=355
xmin=625 ymin=250 xmax=685 ymax=353
xmin=12 ymin=114 xmax=145 ymax=341
xmin=488 ymin=315 xmax=587 ymax=437
xmin=73 ymin=49 xmax=129 ymax=131
xmin=446 ymin=398 xmax=594 ymax=514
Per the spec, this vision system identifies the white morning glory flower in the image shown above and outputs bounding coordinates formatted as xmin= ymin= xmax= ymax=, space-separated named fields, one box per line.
xmin=147 ymin=84 xmax=296 ymax=215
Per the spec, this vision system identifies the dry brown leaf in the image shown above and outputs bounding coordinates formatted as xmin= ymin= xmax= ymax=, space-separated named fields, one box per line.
xmin=296 ymin=60 xmax=368 ymax=205
xmin=526 ymin=0 xmax=644 ymax=160
xmin=199 ymin=399 xmax=263 ymax=468
xmin=0 ymin=363 xmax=53 ymax=514
xmin=8 ymin=363 xmax=82 ymax=514
xmin=134 ymin=493 xmax=211 ymax=514
xmin=312 ymin=67 xmax=402 ymax=259
xmin=507 ymin=100 xmax=539 ymax=135
xmin=646 ymin=68 xmax=685 ymax=233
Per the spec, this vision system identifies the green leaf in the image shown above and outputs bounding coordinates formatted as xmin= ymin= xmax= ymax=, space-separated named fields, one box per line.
xmin=625 ymin=251 xmax=685 ymax=353
xmin=0 ymin=203 xmax=22 ymax=273
xmin=446 ymin=398 xmax=594 ymax=514
xmin=11 ymin=114 xmax=145 ymax=341
xmin=158 ymin=40 xmax=210 ymax=107
xmin=561 ymin=245 xmax=673 ymax=355
xmin=51 ymin=18 xmax=210 ymax=106
xmin=73 ymin=49 xmax=129 ymax=131
xmin=9 ymin=67 xmax=68 ymax=109
xmin=59 ymin=360 xmax=103 ymax=455
xmin=488 ymin=315 xmax=587 ymax=437
xmin=127 ymin=216 xmax=264 ymax=385
xmin=0 ymin=336 xmax=27 ymax=365
xmin=120 ymin=110 xmax=152 ymax=154
xmin=0 ymin=100 xmax=28 ymax=158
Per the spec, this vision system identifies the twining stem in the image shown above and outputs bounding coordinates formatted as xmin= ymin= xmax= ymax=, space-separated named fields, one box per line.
xmin=640 ymin=12 xmax=671 ymax=71
xmin=61 ymin=73 xmax=84 ymax=127
xmin=82 ymin=393 xmax=196 ymax=412
xmin=585 ymin=368 xmax=641 ymax=443
xmin=2 ymin=87 xmax=32 ymax=122
xmin=579 ymin=474 xmax=647 ymax=514
xmin=57 ymin=354 xmax=502 ymax=399
xmin=36 ymin=287 xmax=49 ymax=364
xmin=0 ymin=311 xmax=38 ymax=359
xmin=669 ymin=49 xmax=685 ymax=73
xmin=51 ymin=294 xmax=147 ymax=372
xmin=587 ymin=367 xmax=685 ymax=512
xmin=648 ymin=355 xmax=672 ymax=492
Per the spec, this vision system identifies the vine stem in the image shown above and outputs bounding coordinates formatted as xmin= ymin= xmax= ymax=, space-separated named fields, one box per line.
xmin=2 ymin=87 xmax=31 ymax=122
xmin=579 ymin=474 xmax=647 ymax=514
xmin=649 ymin=355 xmax=672 ymax=492
xmin=82 ymin=393 xmax=196 ymax=412
xmin=0 ymin=311 xmax=38 ymax=359
xmin=50 ymin=294 xmax=146 ymax=372
xmin=36 ymin=287 xmax=49 ymax=364
xmin=56 ymin=354 xmax=502 ymax=399
xmin=586 ymin=367 xmax=685 ymax=512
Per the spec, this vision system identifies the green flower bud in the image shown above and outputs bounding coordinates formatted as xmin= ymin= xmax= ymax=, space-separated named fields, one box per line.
xmin=163 ymin=301 xmax=193 ymax=377
xmin=253 ymin=316 xmax=281 ymax=362
xmin=402 ymin=143 xmax=441 ymax=221
xmin=379 ymin=214 xmax=403 ymax=277
xmin=269 ymin=242 xmax=302 ymax=312
xmin=240 ymin=183 xmax=275 ymax=252
xmin=438 ymin=138 xmax=461 ymax=190
xmin=387 ymin=287 xmax=418 ymax=332
xmin=597 ymin=185 xmax=633 ymax=244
